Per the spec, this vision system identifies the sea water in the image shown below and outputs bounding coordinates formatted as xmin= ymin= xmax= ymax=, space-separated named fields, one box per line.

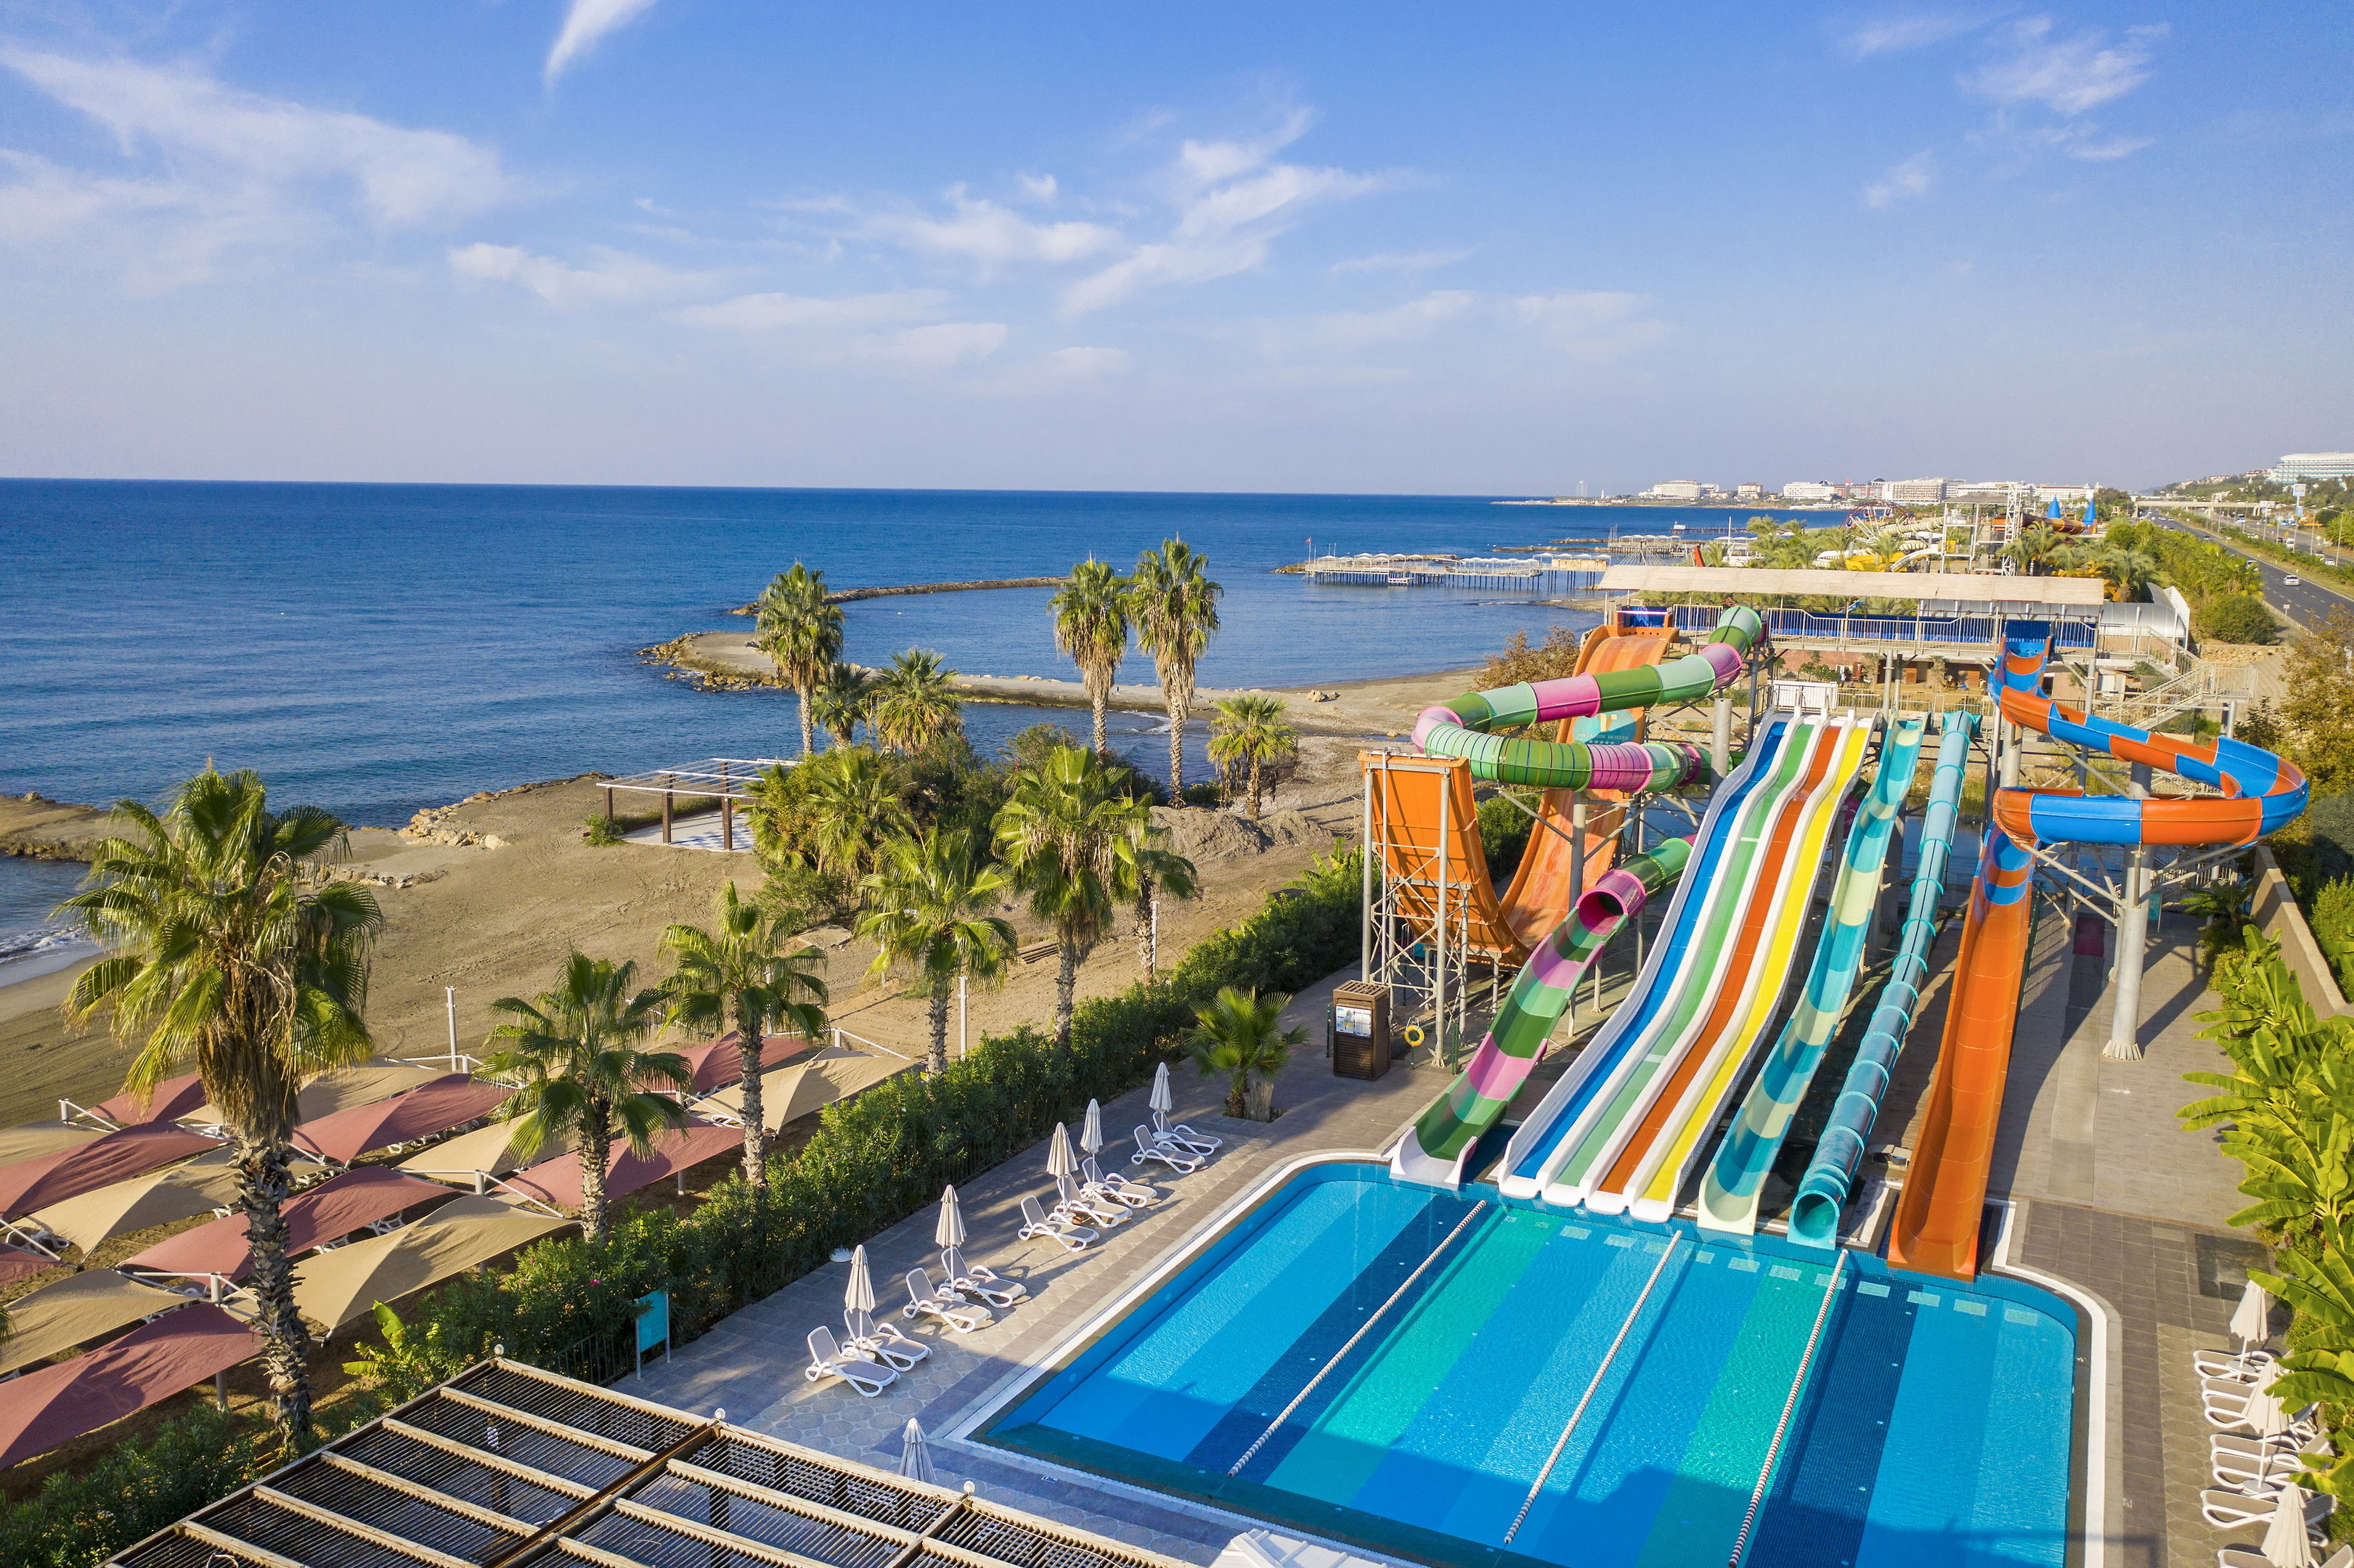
xmin=0 ymin=480 xmax=1818 ymax=956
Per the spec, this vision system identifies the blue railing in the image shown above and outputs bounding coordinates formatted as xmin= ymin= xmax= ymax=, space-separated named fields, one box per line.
xmin=1645 ymin=605 xmax=2093 ymax=649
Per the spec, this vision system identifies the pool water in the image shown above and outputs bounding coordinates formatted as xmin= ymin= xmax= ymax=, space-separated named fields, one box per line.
xmin=982 ymin=1164 xmax=2075 ymax=1568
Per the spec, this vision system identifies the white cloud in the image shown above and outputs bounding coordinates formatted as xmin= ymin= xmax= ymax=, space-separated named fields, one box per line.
xmin=1302 ymin=290 xmax=1479 ymax=351
xmin=1 ymin=49 xmax=508 ymax=228
xmin=546 ymin=0 xmax=662 ymax=86
xmin=1965 ymin=17 xmax=2164 ymax=115
xmin=669 ymin=289 xmax=947 ymax=332
xmin=1838 ymin=11 xmax=1995 ymax=59
xmin=1511 ymin=290 xmax=1666 ymax=360
xmin=863 ymin=187 xmax=1120 ymax=271
xmin=1043 ymin=346 xmax=1131 ymax=377
xmin=1865 ymin=150 xmax=1938 ymax=208
xmin=1017 ymin=173 xmax=1060 ymax=203
xmin=1331 ymin=248 xmax=1473 ymax=276
xmin=448 ymin=242 xmax=714 ymax=306
xmin=871 ymin=322 xmax=1008 ymax=367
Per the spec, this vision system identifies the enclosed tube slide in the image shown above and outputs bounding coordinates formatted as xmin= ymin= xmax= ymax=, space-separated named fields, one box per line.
xmin=1414 ymin=606 xmax=1764 ymax=788
xmin=1695 ymin=714 xmax=1929 ymax=1236
xmin=1390 ymin=836 xmax=1694 ymax=1189
xmin=1886 ymin=626 xmax=2308 ymax=1279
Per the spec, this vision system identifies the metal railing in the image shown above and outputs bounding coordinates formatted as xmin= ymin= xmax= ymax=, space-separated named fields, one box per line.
xmin=1653 ymin=605 xmax=2098 ymax=649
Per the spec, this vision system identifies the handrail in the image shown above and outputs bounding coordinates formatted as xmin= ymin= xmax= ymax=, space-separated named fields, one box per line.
xmin=1726 ymin=1249 xmax=1849 ymax=1566
xmin=1224 ymin=1204 xmax=1486 ymax=1477
xmin=1502 ymin=1233 xmax=1685 ymax=1544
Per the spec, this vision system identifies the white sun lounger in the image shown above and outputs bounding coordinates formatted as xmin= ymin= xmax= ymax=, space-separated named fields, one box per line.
xmin=1055 ymin=1173 xmax=1129 ymax=1228
xmin=1132 ymin=1125 xmax=1201 ymax=1173
xmin=903 ymin=1267 xmax=992 ymax=1331
xmin=1152 ymin=1111 xmax=1221 ymax=1155
xmin=941 ymin=1245 xmax=1026 ymax=1306
xmin=2201 ymin=1485 xmax=2332 ymax=1532
xmin=2203 ymin=1381 xmax=2314 ymax=1433
xmin=2197 ymin=1346 xmax=2281 ymax=1383
xmin=2221 ymin=1548 xmax=2354 ymax=1568
xmin=1082 ymin=1156 xmax=1160 ymax=1208
xmin=805 ymin=1326 xmax=898 ymax=1397
xmin=845 ymin=1307 xmax=929 ymax=1371
xmin=1019 ymin=1194 xmax=1095 ymax=1251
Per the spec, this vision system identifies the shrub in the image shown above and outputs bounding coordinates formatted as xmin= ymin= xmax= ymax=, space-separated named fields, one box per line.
xmin=1180 ymin=782 xmax=1226 ymax=808
xmin=2197 ymin=592 xmax=2281 ymax=645
xmin=1476 ymin=791 xmax=1536 ymax=883
xmin=0 ymin=1404 xmax=271 ymax=1568
xmin=583 ymin=813 xmax=624 ymax=846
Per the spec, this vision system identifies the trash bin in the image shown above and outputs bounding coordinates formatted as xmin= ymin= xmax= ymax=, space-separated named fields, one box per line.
xmin=1329 ymin=981 xmax=1392 ymax=1081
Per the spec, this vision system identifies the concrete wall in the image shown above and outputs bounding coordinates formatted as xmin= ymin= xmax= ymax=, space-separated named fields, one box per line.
xmin=2252 ymin=844 xmax=2354 ymax=1020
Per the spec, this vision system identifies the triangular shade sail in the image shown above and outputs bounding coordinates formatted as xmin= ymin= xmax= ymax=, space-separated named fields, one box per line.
xmin=497 ymin=1122 xmax=744 ymax=1211
xmin=187 ymin=1058 xmax=442 ymax=1128
xmin=89 ymin=1072 xmax=208 ymax=1128
xmin=673 ymin=1032 xmax=814 ymax=1093
xmin=290 ymin=1195 xmax=571 ymax=1331
xmin=0 ymin=1123 xmax=221 ymax=1220
xmin=291 ymin=1074 xmax=512 ymax=1164
xmin=0 ymin=1123 xmax=105 ymax=1169
xmin=395 ymin=1121 xmax=569 ymax=1185
xmin=695 ymin=1046 xmax=908 ymax=1132
xmin=122 ymin=1167 xmax=453 ymax=1284
xmin=0 ymin=1304 xmax=257 ymax=1471
xmin=0 ymin=1267 xmax=188 ymax=1376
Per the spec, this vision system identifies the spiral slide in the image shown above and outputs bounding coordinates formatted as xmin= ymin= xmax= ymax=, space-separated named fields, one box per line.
xmin=1695 ymin=714 xmax=1930 ymax=1236
xmin=1886 ymin=624 xmax=2308 ymax=1280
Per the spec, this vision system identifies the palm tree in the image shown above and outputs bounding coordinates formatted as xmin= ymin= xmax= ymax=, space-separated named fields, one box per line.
xmin=1052 ymin=560 xmax=1131 ymax=757
xmin=793 ymin=746 xmax=914 ymax=881
xmin=857 ymin=830 xmax=1017 ymax=1074
xmin=1183 ymin=986 xmax=1305 ymax=1121
xmin=61 ymin=767 xmax=380 ymax=1447
xmin=871 ymin=649 xmax=964 ymax=754
xmin=1131 ymin=540 xmax=1222 ymax=799
xmin=1207 ymin=695 xmax=1299 ymax=822
xmin=754 ymin=564 xmax=844 ymax=757
xmin=2004 ymin=523 xmax=2066 ymax=576
xmin=994 ymin=746 xmax=1148 ymax=1044
xmin=2091 ymin=544 xmax=2159 ymax=603
xmin=659 ymin=883 xmax=829 ymax=1188
xmin=810 ymin=661 xmax=878 ymax=748
xmin=484 ymin=954 xmax=691 ymax=1245
xmin=1117 ymin=822 xmax=1199 ymax=983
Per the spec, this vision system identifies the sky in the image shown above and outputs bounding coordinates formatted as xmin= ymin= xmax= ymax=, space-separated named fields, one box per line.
xmin=0 ymin=2 xmax=2345 ymax=494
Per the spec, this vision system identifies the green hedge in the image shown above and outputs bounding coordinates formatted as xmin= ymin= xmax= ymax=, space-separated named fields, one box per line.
xmin=0 ymin=1405 xmax=272 ymax=1568
xmin=349 ymin=846 xmax=1365 ymax=1395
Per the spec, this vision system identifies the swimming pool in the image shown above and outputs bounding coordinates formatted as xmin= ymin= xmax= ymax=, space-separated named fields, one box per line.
xmin=979 ymin=1163 xmax=2077 ymax=1568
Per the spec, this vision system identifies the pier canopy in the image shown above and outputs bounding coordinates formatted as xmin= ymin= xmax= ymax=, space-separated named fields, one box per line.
xmin=1600 ymin=563 xmax=2107 ymax=608
xmin=602 ymin=756 xmax=785 ymax=852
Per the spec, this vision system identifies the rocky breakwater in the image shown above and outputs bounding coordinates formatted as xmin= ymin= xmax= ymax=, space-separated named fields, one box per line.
xmin=0 ymin=792 xmax=112 ymax=861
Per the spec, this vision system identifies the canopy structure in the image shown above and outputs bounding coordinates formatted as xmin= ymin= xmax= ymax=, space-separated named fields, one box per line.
xmin=0 ymin=1241 xmax=54 ymax=1286
xmin=290 ymin=1195 xmax=571 ymax=1331
xmin=123 ymin=1167 xmax=454 ymax=1289
xmin=695 ymin=1045 xmax=911 ymax=1132
xmin=0 ymin=1123 xmax=222 ymax=1222
xmin=105 ymin=1357 xmax=1187 ymax=1568
xmin=599 ymin=757 xmax=782 ymax=851
xmin=674 ymin=1031 xmax=813 ymax=1093
xmin=81 ymin=1072 xmax=208 ymax=1130
xmin=497 ymin=1122 xmax=744 ymax=1211
xmin=0 ymin=1304 xmax=256 ymax=1471
xmin=0 ymin=1122 xmax=105 ymax=1169
xmin=187 ymin=1058 xmax=444 ymax=1130
xmin=0 ymin=1267 xmax=190 ymax=1376
xmin=1598 ymin=563 xmax=2109 ymax=608
xmin=291 ymin=1073 xmax=513 ymax=1164
xmin=26 ymin=1146 xmax=302 ymax=1257
xmin=394 ymin=1120 xmax=568 ymax=1188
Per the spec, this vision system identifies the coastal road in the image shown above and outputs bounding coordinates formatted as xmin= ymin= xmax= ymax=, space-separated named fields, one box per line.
xmin=2146 ymin=513 xmax=2354 ymax=631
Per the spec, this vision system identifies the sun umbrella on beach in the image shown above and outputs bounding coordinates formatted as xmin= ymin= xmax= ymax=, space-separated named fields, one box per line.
xmin=1047 ymin=1123 xmax=1078 ymax=1179
xmin=1150 ymin=1063 xmax=1173 ymax=1116
xmin=2261 ymin=1481 xmax=2315 ymax=1567
xmin=2234 ymin=1279 xmax=2274 ymax=1350
xmin=901 ymin=1418 xmax=936 ymax=1485
xmin=2248 ymin=1382 xmax=2292 ymax=1489
xmin=935 ymin=1185 xmax=966 ymax=1249
xmin=845 ymin=1246 xmax=876 ymax=1315
xmin=1080 ymin=1100 xmax=1104 ymax=1156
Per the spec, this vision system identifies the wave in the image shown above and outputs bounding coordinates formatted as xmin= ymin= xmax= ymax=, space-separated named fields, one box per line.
xmin=0 ymin=923 xmax=91 ymax=967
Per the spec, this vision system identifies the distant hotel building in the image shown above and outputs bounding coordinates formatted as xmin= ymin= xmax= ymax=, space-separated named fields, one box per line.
xmin=1782 ymin=480 xmax=1838 ymax=501
xmin=1880 ymin=478 xmax=1949 ymax=503
xmin=1640 ymin=480 xmax=1707 ymax=501
xmin=1949 ymin=480 xmax=2033 ymax=505
xmin=1735 ymin=481 xmax=1764 ymax=500
xmin=2268 ymin=452 xmax=2354 ymax=483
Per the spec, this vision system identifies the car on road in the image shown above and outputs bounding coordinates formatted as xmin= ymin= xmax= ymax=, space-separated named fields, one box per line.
xmin=2286 ymin=576 xmax=2302 ymax=585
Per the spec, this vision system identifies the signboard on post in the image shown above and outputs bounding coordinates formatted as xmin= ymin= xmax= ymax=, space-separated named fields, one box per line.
xmin=635 ymin=1289 xmax=670 ymax=1378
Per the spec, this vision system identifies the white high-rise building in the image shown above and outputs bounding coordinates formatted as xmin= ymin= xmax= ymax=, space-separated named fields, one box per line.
xmin=2269 ymin=453 xmax=2354 ymax=483
xmin=1641 ymin=481 xmax=1706 ymax=501
xmin=1781 ymin=481 xmax=1837 ymax=502
xmin=1881 ymin=478 xmax=1949 ymax=504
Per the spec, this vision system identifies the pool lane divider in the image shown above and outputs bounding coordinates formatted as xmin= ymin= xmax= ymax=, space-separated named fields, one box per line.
xmin=1223 ymin=1203 xmax=1488 ymax=1478
xmin=1500 ymin=1230 xmax=1686 ymax=1546
xmin=1726 ymin=1249 xmax=1849 ymax=1567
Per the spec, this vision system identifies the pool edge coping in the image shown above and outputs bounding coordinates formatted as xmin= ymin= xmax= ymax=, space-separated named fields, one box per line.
xmin=1990 ymin=1196 xmax=2117 ymax=1568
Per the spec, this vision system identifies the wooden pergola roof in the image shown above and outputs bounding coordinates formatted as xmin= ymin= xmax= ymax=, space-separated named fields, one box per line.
xmin=1600 ymin=564 xmax=2108 ymax=607
xmin=604 ymin=758 xmax=789 ymax=802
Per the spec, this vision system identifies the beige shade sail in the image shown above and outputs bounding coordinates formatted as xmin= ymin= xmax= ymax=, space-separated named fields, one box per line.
xmin=0 ymin=1123 xmax=224 ymax=1221
xmin=290 ymin=1195 xmax=571 ymax=1331
xmin=289 ymin=1074 xmax=512 ymax=1164
xmin=28 ymin=1146 xmax=322 ymax=1256
xmin=185 ymin=1058 xmax=441 ymax=1128
xmin=0 ymin=1123 xmax=105 ymax=1169
xmin=394 ymin=1120 xmax=570 ymax=1185
xmin=0 ymin=1267 xmax=189 ymax=1376
xmin=122 ymin=1167 xmax=452 ymax=1284
xmin=698 ymin=1046 xmax=911 ymax=1132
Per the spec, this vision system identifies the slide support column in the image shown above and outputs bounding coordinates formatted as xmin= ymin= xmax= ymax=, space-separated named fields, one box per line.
xmin=1713 ymin=696 xmax=1733 ymax=777
xmin=2106 ymin=761 xmax=2153 ymax=1061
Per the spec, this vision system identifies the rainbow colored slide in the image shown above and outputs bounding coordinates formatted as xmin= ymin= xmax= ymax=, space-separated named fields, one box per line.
xmin=1887 ymin=624 xmax=2308 ymax=1279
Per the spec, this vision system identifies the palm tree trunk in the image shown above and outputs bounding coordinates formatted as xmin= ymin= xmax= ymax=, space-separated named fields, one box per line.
xmin=579 ymin=1111 xmax=613 ymax=1246
xmin=1055 ymin=937 xmax=1078 ymax=1046
xmin=236 ymin=1132 xmax=313 ymax=1448
xmin=735 ymin=1017 xmax=767 ymax=1191
xmin=1165 ymin=686 xmax=1189 ymax=798
xmin=797 ymin=686 xmax=816 ymax=756
xmin=1247 ymin=756 xmax=1263 ymax=821
xmin=927 ymin=980 xmax=951 ymax=1075
xmin=1091 ymin=691 xmax=1109 ymax=759
xmin=1134 ymin=876 xmax=1155 ymax=981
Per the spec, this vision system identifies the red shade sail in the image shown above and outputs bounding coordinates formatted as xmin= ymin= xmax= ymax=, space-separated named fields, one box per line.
xmin=0 ymin=1304 xmax=258 ymax=1470
xmin=675 ymin=1032 xmax=813 ymax=1093
xmin=0 ymin=1123 xmax=222 ymax=1220
xmin=498 ymin=1122 xmax=743 ymax=1211
xmin=89 ymin=1072 xmax=208 ymax=1128
xmin=121 ymin=1167 xmax=452 ymax=1283
xmin=0 ymin=1242 xmax=54 ymax=1286
xmin=290 ymin=1074 xmax=511 ymax=1164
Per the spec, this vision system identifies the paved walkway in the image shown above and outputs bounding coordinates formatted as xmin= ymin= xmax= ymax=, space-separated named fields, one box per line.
xmin=631 ymin=965 xmax=1441 ymax=1562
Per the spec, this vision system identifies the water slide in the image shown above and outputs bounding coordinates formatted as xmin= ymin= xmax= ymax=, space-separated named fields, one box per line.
xmin=1539 ymin=714 xmax=1873 ymax=1215
xmin=1785 ymin=712 xmax=1975 ymax=1249
xmin=1586 ymin=716 xmax=1878 ymax=1221
xmin=1496 ymin=711 xmax=1798 ymax=1203
xmin=1885 ymin=625 xmax=2308 ymax=1279
xmin=1695 ymin=714 xmax=1930 ymax=1236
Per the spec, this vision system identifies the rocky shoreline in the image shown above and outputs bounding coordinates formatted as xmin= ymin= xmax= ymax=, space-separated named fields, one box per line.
xmin=0 ymin=793 xmax=111 ymax=862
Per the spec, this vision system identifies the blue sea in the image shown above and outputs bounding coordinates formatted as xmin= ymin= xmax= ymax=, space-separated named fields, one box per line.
xmin=0 ymin=481 xmax=1817 ymax=966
